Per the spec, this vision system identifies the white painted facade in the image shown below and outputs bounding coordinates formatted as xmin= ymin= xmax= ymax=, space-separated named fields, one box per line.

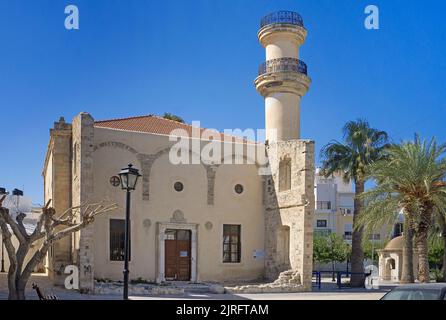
xmin=313 ymin=169 xmax=355 ymax=240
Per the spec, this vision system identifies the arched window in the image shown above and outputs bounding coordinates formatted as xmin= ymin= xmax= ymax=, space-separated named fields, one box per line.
xmin=279 ymin=157 xmax=291 ymax=191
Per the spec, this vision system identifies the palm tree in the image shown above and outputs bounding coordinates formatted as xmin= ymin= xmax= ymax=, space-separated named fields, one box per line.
xmin=359 ymin=136 xmax=446 ymax=283
xmin=320 ymin=119 xmax=389 ymax=287
xmin=162 ymin=113 xmax=185 ymax=123
xmin=439 ymin=213 xmax=446 ymax=282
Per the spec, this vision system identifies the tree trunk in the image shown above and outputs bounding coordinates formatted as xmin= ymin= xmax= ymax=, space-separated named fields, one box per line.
xmin=440 ymin=214 xmax=446 ymax=282
xmin=442 ymin=233 xmax=446 ymax=282
xmin=415 ymin=229 xmax=430 ymax=283
xmin=400 ymin=215 xmax=414 ymax=283
xmin=7 ymin=268 xmax=18 ymax=300
xmin=7 ymin=277 xmax=28 ymax=300
xmin=14 ymin=243 xmax=29 ymax=300
xmin=16 ymin=277 xmax=29 ymax=300
xmin=351 ymin=180 xmax=365 ymax=287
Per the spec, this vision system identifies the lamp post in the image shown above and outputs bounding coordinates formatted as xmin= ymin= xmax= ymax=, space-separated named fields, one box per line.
xmin=0 ymin=187 xmax=7 ymax=273
xmin=118 ymin=164 xmax=141 ymax=300
xmin=0 ymin=237 xmax=4 ymax=273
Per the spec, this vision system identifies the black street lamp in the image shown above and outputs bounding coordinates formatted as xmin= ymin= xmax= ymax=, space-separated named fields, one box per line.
xmin=118 ymin=164 xmax=141 ymax=300
xmin=0 ymin=187 xmax=7 ymax=273
xmin=12 ymin=189 xmax=23 ymax=196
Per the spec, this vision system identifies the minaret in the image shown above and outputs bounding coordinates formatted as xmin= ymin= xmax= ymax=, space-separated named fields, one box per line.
xmin=258 ymin=11 xmax=315 ymax=289
xmin=255 ymin=11 xmax=311 ymax=142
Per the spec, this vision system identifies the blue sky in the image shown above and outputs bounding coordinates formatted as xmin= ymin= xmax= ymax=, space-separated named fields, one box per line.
xmin=1 ymin=0 xmax=445 ymax=203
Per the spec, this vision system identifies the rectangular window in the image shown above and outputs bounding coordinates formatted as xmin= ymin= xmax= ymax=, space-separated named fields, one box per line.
xmin=223 ymin=224 xmax=241 ymax=263
xmin=316 ymin=201 xmax=331 ymax=210
xmin=109 ymin=219 xmax=130 ymax=261
xmin=279 ymin=158 xmax=292 ymax=192
xmin=317 ymin=220 xmax=327 ymax=228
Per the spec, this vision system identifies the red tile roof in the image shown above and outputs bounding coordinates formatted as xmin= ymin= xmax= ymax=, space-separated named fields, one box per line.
xmin=94 ymin=115 xmax=254 ymax=143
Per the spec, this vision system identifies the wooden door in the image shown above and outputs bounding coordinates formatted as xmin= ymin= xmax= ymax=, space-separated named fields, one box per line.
xmin=164 ymin=229 xmax=191 ymax=281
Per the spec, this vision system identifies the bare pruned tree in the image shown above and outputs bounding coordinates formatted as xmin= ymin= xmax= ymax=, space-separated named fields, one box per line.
xmin=0 ymin=195 xmax=117 ymax=300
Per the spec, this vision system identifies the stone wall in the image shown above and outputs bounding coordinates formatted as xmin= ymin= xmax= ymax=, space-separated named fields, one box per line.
xmin=45 ymin=118 xmax=73 ymax=285
xmin=72 ymin=113 xmax=95 ymax=293
xmin=264 ymin=139 xmax=314 ymax=290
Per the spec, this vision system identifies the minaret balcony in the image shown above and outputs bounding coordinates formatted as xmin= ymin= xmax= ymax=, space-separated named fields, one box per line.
xmin=259 ymin=58 xmax=308 ymax=76
xmin=260 ymin=11 xmax=304 ymax=29
xmin=258 ymin=11 xmax=307 ymax=46
xmin=255 ymin=58 xmax=311 ymax=97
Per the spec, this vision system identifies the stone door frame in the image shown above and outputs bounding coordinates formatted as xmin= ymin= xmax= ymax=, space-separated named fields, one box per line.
xmin=156 ymin=222 xmax=198 ymax=283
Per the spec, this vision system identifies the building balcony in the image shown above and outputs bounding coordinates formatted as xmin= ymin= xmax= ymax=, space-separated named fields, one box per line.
xmin=314 ymin=229 xmax=332 ymax=236
xmin=258 ymin=58 xmax=308 ymax=77
xmin=339 ymin=207 xmax=353 ymax=216
xmin=260 ymin=11 xmax=304 ymax=29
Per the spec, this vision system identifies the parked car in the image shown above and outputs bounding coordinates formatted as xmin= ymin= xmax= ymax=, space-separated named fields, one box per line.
xmin=381 ymin=283 xmax=446 ymax=300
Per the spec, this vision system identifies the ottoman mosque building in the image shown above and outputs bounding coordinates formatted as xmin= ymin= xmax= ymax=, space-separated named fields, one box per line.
xmin=42 ymin=11 xmax=315 ymax=292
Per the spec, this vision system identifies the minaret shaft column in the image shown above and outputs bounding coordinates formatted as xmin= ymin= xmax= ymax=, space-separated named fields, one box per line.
xmin=265 ymin=37 xmax=300 ymax=60
xmin=265 ymin=93 xmax=301 ymax=141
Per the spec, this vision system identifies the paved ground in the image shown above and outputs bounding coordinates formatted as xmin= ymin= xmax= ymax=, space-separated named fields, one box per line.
xmin=130 ymin=291 xmax=387 ymax=300
xmin=0 ymin=273 xmax=393 ymax=300
xmin=0 ymin=286 xmax=389 ymax=300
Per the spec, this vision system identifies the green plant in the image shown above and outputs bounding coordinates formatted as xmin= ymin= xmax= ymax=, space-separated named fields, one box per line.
xmin=430 ymin=268 xmax=443 ymax=282
xmin=428 ymin=237 xmax=444 ymax=269
xmin=313 ymin=233 xmax=351 ymax=267
xmin=363 ymin=240 xmax=386 ymax=262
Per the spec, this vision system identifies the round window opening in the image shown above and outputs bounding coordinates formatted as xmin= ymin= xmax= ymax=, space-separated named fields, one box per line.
xmin=174 ymin=182 xmax=184 ymax=192
xmin=234 ymin=184 xmax=244 ymax=194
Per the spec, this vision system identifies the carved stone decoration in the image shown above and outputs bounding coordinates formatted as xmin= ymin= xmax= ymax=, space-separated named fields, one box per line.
xmin=205 ymin=221 xmax=213 ymax=230
xmin=143 ymin=219 xmax=152 ymax=229
xmin=204 ymin=164 xmax=219 ymax=205
xmin=170 ymin=210 xmax=187 ymax=223
xmin=136 ymin=153 xmax=158 ymax=201
xmin=109 ymin=176 xmax=121 ymax=187
xmin=93 ymin=141 xmax=139 ymax=155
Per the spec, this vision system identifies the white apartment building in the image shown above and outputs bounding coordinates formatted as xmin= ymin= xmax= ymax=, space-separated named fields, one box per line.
xmin=314 ymin=169 xmax=355 ymax=241
xmin=313 ymin=169 xmax=404 ymax=243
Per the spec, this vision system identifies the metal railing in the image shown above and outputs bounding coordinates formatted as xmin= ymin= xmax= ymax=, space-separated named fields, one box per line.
xmin=258 ymin=58 xmax=308 ymax=76
xmin=313 ymin=271 xmax=372 ymax=290
xmin=339 ymin=207 xmax=353 ymax=215
xmin=260 ymin=11 xmax=304 ymax=28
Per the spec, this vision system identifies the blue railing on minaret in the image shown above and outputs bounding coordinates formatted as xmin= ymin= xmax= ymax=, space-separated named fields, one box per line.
xmin=258 ymin=58 xmax=308 ymax=76
xmin=260 ymin=11 xmax=304 ymax=29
